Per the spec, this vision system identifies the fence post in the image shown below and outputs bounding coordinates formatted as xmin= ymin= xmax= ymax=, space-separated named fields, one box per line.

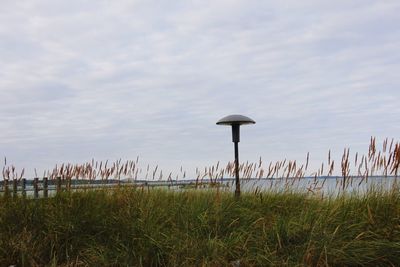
xmin=34 ymin=177 xmax=39 ymax=198
xmin=4 ymin=179 xmax=9 ymax=198
xmin=13 ymin=179 xmax=18 ymax=198
xmin=43 ymin=177 xmax=48 ymax=198
xmin=22 ymin=178 xmax=26 ymax=198
xmin=67 ymin=177 xmax=71 ymax=192
xmin=57 ymin=177 xmax=62 ymax=194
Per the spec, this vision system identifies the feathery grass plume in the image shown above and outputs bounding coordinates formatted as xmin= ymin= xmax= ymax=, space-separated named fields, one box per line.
xmin=4 ymin=167 xmax=10 ymax=181
xmin=341 ymin=148 xmax=350 ymax=190
xmin=368 ymin=136 xmax=376 ymax=160
xmin=354 ymin=152 xmax=358 ymax=166
xmin=167 ymin=172 xmax=172 ymax=185
xmin=153 ymin=165 xmax=158 ymax=180
xmin=391 ymin=143 xmax=400 ymax=176
xmin=19 ymin=168 xmax=24 ymax=181
xmin=328 ymin=150 xmax=331 ymax=166
xmin=389 ymin=138 xmax=394 ymax=152
xmin=320 ymin=162 xmax=324 ymax=177
xmin=258 ymin=168 xmax=264 ymax=179
xmin=266 ymin=162 xmax=273 ymax=178
xmin=383 ymin=137 xmax=388 ymax=153
xmin=305 ymin=152 xmax=310 ymax=171
xmin=328 ymin=161 xmax=334 ymax=177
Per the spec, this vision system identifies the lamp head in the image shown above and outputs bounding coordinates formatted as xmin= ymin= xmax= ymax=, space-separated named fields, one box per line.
xmin=217 ymin=114 xmax=255 ymax=142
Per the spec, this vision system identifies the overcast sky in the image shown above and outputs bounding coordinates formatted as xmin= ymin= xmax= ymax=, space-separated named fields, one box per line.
xmin=1 ymin=0 xmax=400 ymax=177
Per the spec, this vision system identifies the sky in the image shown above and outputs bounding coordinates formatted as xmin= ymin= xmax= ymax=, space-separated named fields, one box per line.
xmin=1 ymin=0 xmax=400 ymax=178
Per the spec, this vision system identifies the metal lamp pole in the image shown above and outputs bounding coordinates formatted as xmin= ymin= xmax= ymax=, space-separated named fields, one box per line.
xmin=217 ymin=115 xmax=255 ymax=198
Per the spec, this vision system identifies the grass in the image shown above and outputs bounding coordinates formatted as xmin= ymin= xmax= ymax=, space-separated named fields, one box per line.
xmin=3 ymin=137 xmax=400 ymax=188
xmin=0 ymin=187 xmax=399 ymax=266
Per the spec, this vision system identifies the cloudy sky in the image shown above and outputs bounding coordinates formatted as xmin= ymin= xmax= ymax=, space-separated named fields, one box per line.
xmin=1 ymin=0 xmax=400 ymax=177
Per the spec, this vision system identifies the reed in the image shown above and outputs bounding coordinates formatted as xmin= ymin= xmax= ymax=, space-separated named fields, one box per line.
xmin=2 ymin=137 xmax=400 ymax=195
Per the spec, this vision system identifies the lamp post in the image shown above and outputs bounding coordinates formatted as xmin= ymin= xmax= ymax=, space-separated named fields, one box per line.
xmin=217 ymin=114 xmax=255 ymax=198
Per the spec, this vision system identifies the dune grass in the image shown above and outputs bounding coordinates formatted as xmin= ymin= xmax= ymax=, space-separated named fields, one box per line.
xmin=0 ymin=187 xmax=399 ymax=266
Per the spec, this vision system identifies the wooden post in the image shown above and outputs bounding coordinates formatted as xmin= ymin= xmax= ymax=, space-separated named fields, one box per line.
xmin=56 ymin=177 xmax=62 ymax=193
xmin=13 ymin=179 xmax=18 ymax=198
xmin=22 ymin=178 xmax=26 ymax=198
xmin=43 ymin=177 xmax=48 ymax=198
xmin=4 ymin=179 xmax=9 ymax=198
xmin=34 ymin=177 xmax=39 ymax=198
xmin=67 ymin=177 xmax=71 ymax=192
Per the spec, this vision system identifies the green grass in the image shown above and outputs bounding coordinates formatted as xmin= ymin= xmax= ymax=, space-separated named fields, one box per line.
xmin=0 ymin=187 xmax=399 ymax=266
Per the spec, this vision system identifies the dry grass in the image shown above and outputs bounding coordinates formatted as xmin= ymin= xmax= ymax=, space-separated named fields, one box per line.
xmin=2 ymin=137 xmax=400 ymax=194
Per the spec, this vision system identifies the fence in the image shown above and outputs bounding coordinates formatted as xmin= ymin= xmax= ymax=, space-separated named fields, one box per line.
xmin=1 ymin=177 xmax=68 ymax=198
xmin=0 ymin=177 xmax=144 ymax=198
xmin=0 ymin=177 xmax=230 ymax=198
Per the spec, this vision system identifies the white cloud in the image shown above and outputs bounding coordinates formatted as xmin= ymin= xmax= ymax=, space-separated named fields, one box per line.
xmin=1 ymin=0 xmax=399 ymax=177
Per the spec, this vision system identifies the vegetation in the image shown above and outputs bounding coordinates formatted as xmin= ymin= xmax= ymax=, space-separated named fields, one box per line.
xmin=0 ymin=187 xmax=399 ymax=266
xmin=2 ymin=137 xmax=400 ymax=190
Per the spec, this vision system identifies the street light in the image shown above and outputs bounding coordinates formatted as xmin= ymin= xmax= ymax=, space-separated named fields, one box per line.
xmin=217 ymin=114 xmax=255 ymax=198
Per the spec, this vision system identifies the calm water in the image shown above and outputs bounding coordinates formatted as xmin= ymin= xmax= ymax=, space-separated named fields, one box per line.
xmin=2 ymin=176 xmax=398 ymax=197
xmin=237 ymin=176 xmax=399 ymax=195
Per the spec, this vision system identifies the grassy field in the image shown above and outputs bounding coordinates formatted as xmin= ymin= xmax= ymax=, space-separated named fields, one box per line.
xmin=0 ymin=187 xmax=399 ymax=266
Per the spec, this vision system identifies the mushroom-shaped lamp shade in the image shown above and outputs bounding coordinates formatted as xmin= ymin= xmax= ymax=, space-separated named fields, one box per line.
xmin=217 ymin=114 xmax=255 ymax=142
xmin=216 ymin=114 xmax=255 ymax=126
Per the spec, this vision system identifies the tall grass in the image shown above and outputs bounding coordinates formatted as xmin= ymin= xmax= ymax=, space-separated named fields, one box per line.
xmin=1 ymin=187 xmax=399 ymax=266
xmin=2 ymin=137 xmax=400 ymax=194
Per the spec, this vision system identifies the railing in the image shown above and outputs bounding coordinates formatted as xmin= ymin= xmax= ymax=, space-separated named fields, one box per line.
xmin=0 ymin=177 xmax=233 ymax=198
xmin=1 ymin=177 xmax=67 ymax=198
